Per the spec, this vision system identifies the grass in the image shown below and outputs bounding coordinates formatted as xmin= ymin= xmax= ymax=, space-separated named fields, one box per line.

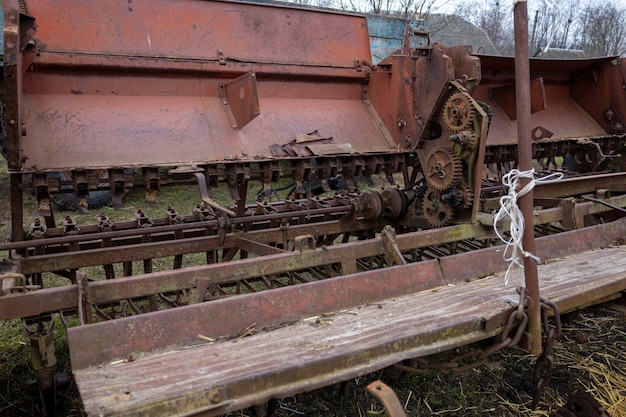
xmin=1 ymin=157 xmax=626 ymax=416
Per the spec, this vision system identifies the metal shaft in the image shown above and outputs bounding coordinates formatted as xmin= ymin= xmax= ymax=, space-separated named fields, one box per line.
xmin=514 ymin=0 xmax=542 ymax=354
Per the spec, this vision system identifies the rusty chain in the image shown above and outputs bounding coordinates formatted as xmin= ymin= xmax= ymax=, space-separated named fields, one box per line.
xmin=532 ymin=296 xmax=562 ymax=409
xmin=392 ymin=287 xmax=531 ymax=374
xmin=392 ymin=287 xmax=563 ymax=411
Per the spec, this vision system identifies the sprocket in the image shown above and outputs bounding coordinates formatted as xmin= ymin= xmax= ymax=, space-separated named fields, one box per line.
xmin=424 ymin=145 xmax=462 ymax=191
xmin=455 ymin=183 xmax=474 ymax=209
xmin=422 ymin=187 xmax=454 ymax=228
xmin=442 ymin=92 xmax=475 ymax=133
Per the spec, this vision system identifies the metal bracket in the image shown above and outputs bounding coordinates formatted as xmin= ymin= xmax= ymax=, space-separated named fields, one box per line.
xmin=72 ymin=170 xmax=89 ymax=214
xmin=217 ymin=50 xmax=226 ymax=65
xmin=219 ymin=71 xmax=260 ymax=130
xmin=366 ymin=380 xmax=407 ymax=417
xmin=193 ymin=172 xmax=236 ymax=217
xmin=143 ymin=167 xmax=161 ymax=205
xmin=108 ymin=168 xmax=127 ymax=210
xmin=293 ymin=235 xmax=315 ymax=252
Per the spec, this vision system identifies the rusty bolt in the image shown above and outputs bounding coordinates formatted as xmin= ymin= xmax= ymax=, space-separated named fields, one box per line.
xmin=208 ymin=389 xmax=221 ymax=404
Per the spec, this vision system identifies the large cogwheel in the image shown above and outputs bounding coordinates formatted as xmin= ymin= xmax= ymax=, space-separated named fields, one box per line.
xmin=422 ymin=187 xmax=454 ymax=228
xmin=442 ymin=92 xmax=475 ymax=132
xmin=424 ymin=145 xmax=462 ymax=191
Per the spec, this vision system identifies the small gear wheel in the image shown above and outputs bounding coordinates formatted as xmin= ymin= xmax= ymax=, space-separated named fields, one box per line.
xmin=450 ymin=183 xmax=474 ymax=209
xmin=422 ymin=187 xmax=454 ymax=228
xmin=424 ymin=145 xmax=463 ymax=191
xmin=441 ymin=187 xmax=463 ymax=207
xmin=450 ymin=130 xmax=479 ymax=150
xmin=442 ymin=92 xmax=475 ymax=132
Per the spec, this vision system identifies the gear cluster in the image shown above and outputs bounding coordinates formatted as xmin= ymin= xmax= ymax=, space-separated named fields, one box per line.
xmin=420 ymin=90 xmax=479 ymax=228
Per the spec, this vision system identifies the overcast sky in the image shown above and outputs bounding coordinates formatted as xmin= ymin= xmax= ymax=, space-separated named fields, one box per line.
xmin=431 ymin=0 xmax=626 ymax=14
xmin=430 ymin=0 xmax=461 ymax=14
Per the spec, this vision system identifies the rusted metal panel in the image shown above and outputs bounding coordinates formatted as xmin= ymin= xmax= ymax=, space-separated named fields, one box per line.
xmin=26 ymin=0 xmax=370 ymax=68
xmin=21 ymin=94 xmax=393 ymax=171
xmin=368 ymin=43 xmax=460 ymax=149
xmin=490 ymin=78 xmax=546 ymax=121
xmin=68 ymin=258 xmax=446 ymax=369
xmin=571 ymin=57 xmax=626 ymax=134
xmin=477 ymin=54 xmax=619 ymax=73
xmin=8 ymin=0 xmax=398 ymax=172
xmin=474 ymin=54 xmax=622 ymax=146
xmin=219 ymin=71 xmax=260 ymax=130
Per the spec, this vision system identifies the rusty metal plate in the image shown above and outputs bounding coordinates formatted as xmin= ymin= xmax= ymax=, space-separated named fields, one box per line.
xmin=20 ymin=94 xmax=393 ymax=171
xmin=25 ymin=0 xmax=371 ymax=68
xmin=474 ymin=55 xmax=620 ymax=146
xmin=491 ymin=78 xmax=546 ymax=121
xmin=219 ymin=71 xmax=260 ymax=130
xmin=9 ymin=0 xmax=395 ymax=172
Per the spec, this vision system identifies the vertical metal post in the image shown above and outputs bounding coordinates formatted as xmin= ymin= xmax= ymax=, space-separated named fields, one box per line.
xmin=10 ymin=173 xmax=24 ymax=243
xmin=514 ymin=0 xmax=542 ymax=354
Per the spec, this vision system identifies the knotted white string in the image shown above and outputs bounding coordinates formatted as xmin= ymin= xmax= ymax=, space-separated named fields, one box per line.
xmin=494 ymin=169 xmax=563 ymax=286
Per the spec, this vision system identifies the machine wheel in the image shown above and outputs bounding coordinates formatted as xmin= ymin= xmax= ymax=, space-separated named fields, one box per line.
xmin=442 ymin=92 xmax=475 ymax=132
xmin=422 ymin=187 xmax=454 ymax=228
xmin=424 ymin=146 xmax=462 ymax=191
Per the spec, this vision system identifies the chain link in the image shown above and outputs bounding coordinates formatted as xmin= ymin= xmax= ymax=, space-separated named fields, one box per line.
xmin=531 ymin=297 xmax=562 ymax=409
xmin=392 ymin=286 xmax=562 ymax=411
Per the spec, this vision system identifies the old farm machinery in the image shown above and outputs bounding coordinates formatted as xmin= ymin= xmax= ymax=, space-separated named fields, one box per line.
xmin=1 ymin=0 xmax=626 ymax=415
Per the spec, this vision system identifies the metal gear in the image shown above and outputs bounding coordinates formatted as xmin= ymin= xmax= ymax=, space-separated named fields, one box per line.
xmin=422 ymin=187 xmax=454 ymax=228
xmin=441 ymin=187 xmax=463 ymax=207
xmin=450 ymin=130 xmax=479 ymax=150
xmin=447 ymin=183 xmax=474 ymax=209
xmin=442 ymin=92 xmax=475 ymax=132
xmin=424 ymin=145 xmax=463 ymax=191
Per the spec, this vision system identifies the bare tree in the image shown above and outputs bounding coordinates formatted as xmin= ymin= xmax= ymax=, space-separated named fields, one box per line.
xmin=455 ymin=1 xmax=513 ymax=54
xmin=395 ymin=0 xmax=440 ymax=19
xmin=530 ymin=0 xmax=582 ymax=55
xmin=455 ymin=0 xmax=626 ymax=57
xmin=572 ymin=1 xmax=626 ymax=56
xmin=304 ymin=0 xmax=445 ymax=18
xmin=290 ymin=0 xmax=336 ymax=7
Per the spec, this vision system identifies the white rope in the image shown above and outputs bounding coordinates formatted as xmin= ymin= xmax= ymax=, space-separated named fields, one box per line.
xmin=493 ymin=169 xmax=563 ymax=286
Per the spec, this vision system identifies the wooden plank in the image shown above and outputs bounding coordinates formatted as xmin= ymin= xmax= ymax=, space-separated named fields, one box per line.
xmin=72 ymin=245 xmax=626 ymax=417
